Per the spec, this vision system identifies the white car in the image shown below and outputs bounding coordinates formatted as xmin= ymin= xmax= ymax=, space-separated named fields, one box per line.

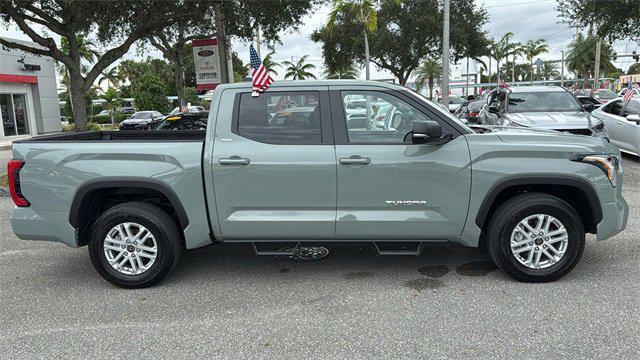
xmin=617 ymin=88 xmax=640 ymax=97
xmin=168 ymin=106 xmax=205 ymax=115
xmin=591 ymin=97 xmax=640 ymax=156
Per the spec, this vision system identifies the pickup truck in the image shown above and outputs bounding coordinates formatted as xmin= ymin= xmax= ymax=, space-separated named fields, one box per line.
xmin=9 ymin=80 xmax=628 ymax=288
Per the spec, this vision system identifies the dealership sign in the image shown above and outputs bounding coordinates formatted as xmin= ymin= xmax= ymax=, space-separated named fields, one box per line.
xmin=192 ymin=38 xmax=221 ymax=90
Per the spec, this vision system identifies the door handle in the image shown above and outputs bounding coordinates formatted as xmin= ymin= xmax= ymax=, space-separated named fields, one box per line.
xmin=339 ymin=156 xmax=371 ymax=165
xmin=617 ymin=120 xmax=623 ymax=125
xmin=219 ymin=157 xmax=250 ymax=165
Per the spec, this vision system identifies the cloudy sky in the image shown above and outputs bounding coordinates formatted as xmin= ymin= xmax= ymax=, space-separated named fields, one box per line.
xmin=3 ymin=0 xmax=638 ymax=82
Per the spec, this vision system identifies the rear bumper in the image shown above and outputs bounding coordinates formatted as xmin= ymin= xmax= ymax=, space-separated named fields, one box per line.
xmin=597 ymin=195 xmax=628 ymax=240
xmin=11 ymin=206 xmax=77 ymax=247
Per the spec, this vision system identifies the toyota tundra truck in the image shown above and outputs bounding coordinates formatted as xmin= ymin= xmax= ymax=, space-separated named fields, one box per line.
xmin=8 ymin=80 xmax=628 ymax=288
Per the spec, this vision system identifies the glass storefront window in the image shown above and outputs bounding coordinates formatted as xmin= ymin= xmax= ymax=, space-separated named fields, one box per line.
xmin=0 ymin=93 xmax=30 ymax=137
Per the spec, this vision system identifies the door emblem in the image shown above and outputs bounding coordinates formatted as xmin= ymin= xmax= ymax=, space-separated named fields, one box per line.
xmin=386 ymin=200 xmax=428 ymax=206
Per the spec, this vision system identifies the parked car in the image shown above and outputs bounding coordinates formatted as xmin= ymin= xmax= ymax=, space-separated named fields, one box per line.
xmin=617 ymin=87 xmax=640 ymax=97
xmin=454 ymin=100 xmax=485 ymax=123
xmin=154 ymin=112 xmax=209 ymax=131
xmin=443 ymin=95 xmax=464 ymax=113
xmin=119 ymin=111 xmax=164 ymax=130
xmin=60 ymin=116 xmax=69 ymax=126
xmin=168 ymin=106 xmax=205 ymax=115
xmin=95 ymin=110 xmax=111 ymax=117
xmin=9 ymin=80 xmax=627 ymax=288
xmin=591 ymin=97 xmax=640 ymax=156
xmin=478 ymin=86 xmax=606 ymax=137
xmin=592 ymin=89 xmax=617 ymax=103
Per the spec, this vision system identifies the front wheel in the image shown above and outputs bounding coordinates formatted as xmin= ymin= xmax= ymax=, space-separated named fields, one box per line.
xmin=486 ymin=192 xmax=585 ymax=282
xmin=88 ymin=202 xmax=182 ymax=288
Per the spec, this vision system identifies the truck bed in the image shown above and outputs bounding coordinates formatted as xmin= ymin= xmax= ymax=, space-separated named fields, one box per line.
xmin=15 ymin=130 xmax=206 ymax=142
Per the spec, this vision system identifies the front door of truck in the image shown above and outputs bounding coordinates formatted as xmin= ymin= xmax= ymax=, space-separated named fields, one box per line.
xmin=211 ymin=87 xmax=336 ymax=240
xmin=330 ymin=87 xmax=472 ymax=239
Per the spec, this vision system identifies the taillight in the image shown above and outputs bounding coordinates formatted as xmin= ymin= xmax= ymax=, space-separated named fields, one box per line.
xmin=7 ymin=159 xmax=29 ymax=207
xmin=468 ymin=112 xmax=479 ymax=117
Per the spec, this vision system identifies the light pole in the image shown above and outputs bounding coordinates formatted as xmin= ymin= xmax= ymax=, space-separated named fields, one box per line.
xmin=441 ymin=0 xmax=450 ymax=107
xmin=560 ymin=50 xmax=565 ymax=87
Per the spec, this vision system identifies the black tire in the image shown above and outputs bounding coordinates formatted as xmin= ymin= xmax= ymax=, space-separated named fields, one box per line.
xmin=88 ymin=202 xmax=182 ymax=288
xmin=486 ymin=192 xmax=585 ymax=283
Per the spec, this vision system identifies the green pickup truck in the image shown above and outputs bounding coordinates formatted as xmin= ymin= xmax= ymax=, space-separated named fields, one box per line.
xmin=8 ymin=80 xmax=628 ymax=288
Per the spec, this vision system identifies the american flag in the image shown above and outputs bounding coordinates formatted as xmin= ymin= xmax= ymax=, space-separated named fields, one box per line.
xmin=623 ymin=79 xmax=634 ymax=103
xmin=249 ymin=44 xmax=274 ymax=97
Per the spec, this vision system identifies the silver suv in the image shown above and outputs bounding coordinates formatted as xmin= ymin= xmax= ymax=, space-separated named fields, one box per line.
xmin=478 ymin=86 xmax=607 ymax=137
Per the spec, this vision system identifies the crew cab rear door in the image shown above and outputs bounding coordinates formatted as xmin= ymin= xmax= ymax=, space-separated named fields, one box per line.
xmin=329 ymin=86 xmax=472 ymax=239
xmin=210 ymin=86 xmax=336 ymax=240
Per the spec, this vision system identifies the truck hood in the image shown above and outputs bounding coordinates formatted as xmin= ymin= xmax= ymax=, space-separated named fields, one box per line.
xmin=504 ymin=111 xmax=590 ymax=128
xmin=472 ymin=125 xmax=615 ymax=154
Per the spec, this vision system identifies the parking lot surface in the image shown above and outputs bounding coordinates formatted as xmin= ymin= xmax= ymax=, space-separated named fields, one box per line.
xmin=0 ymin=156 xmax=639 ymax=359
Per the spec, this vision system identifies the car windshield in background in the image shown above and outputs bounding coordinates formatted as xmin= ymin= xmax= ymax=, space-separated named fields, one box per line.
xmin=507 ymin=91 xmax=581 ymax=112
xmin=155 ymin=114 xmax=208 ymax=130
xmin=131 ymin=112 xmax=152 ymax=119
xmin=595 ymin=90 xmax=616 ymax=100
xmin=449 ymin=96 xmax=463 ymax=104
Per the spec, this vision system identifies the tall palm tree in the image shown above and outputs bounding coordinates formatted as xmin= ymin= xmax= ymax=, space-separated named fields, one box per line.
xmin=328 ymin=0 xmax=381 ymax=80
xmin=101 ymin=88 xmax=121 ymax=128
xmin=521 ymin=39 xmax=549 ymax=84
xmin=414 ymin=57 xmax=442 ymax=100
xmin=323 ymin=62 xmax=360 ymax=79
xmin=510 ymin=42 xmax=523 ymax=82
xmin=99 ymin=67 xmax=122 ymax=90
xmin=565 ymin=33 xmax=615 ymax=88
xmin=262 ymin=51 xmax=280 ymax=76
xmin=282 ymin=55 xmax=317 ymax=80
xmin=538 ymin=62 xmax=560 ymax=81
xmin=491 ymin=32 xmax=519 ymax=87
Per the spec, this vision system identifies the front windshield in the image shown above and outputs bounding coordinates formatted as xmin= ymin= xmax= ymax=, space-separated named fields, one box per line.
xmin=449 ymin=96 xmax=463 ymax=104
xmin=404 ymin=88 xmax=473 ymax=132
xmin=131 ymin=112 xmax=152 ymax=119
xmin=596 ymin=90 xmax=616 ymax=99
xmin=507 ymin=91 xmax=581 ymax=112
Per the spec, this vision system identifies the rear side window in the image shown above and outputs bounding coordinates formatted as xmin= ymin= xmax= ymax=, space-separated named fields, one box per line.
xmin=236 ymin=92 xmax=321 ymax=144
xmin=604 ymin=100 xmax=623 ymax=116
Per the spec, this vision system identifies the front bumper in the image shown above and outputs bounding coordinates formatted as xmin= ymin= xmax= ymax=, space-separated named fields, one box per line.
xmin=596 ymin=195 xmax=628 ymax=240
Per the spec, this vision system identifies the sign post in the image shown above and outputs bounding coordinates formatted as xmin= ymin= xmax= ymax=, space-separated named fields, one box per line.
xmin=192 ymin=38 xmax=221 ymax=90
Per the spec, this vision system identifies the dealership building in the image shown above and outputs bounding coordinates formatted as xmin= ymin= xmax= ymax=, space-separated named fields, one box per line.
xmin=0 ymin=37 xmax=60 ymax=140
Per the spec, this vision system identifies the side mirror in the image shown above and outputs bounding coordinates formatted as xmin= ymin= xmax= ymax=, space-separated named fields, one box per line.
xmin=627 ymin=114 xmax=640 ymax=123
xmin=412 ymin=121 xmax=442 ymax=143
xmin=584 ymin=103 xmax=595 ymax=112
xmin=488 ymin=102 xmax=500 ymax=114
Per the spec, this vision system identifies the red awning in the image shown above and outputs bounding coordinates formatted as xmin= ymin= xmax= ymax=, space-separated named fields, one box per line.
xmin=0 ymin=74 xmax=38 ymax=84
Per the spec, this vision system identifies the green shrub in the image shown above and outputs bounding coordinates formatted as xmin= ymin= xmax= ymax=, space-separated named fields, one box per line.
xmin=62 ymin=122 xmax=103 ymax=132
xmin=133 ymin=72 xmax=170 ymax=113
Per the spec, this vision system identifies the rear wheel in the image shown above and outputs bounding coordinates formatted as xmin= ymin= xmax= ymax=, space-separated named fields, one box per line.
xmin=88 ymin=202 xmax=182 ymax=288
xmin=486 ymin=192 xmax=585 ymax=282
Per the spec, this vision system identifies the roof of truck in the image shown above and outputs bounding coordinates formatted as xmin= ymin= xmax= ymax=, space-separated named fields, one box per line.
xmin=507 ymin=85 xmax=567 ymax=93
xmin=215 ymin=80 xmax=407 ymax=91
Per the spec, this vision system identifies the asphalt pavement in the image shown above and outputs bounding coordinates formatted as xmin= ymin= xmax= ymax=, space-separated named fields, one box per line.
xmin=0 ymin=149 xmax=11 ymax=175
xmin=0 ymin=156 xmax=639 ymax=359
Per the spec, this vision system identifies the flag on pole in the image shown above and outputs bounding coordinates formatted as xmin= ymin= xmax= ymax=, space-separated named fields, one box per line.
xmin=249 ymin=44 xmax=274 ymax=97
xmin=623 ymin=78 xmax=634 ymax=103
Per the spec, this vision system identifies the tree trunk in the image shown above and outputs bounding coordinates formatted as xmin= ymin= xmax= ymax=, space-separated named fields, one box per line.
xmin=582 ymin=65 xmax=589 ymax=88
xmin=214 ymin=3 xmax=229 ymax=83
xmin=511 ymin=54 xmax=515 ymax=82
xmin=110 ymin=108 xmax=115 ymax=129
xmin=68 ymin=69 xmax=88 ymax=131
xmin=530 ymin=60 xmax=534 ymax=84
xmin=363 ymin=27 xmax=370 ymax=80
xmin=175 ymin=54 xmax=186 ymax=107
xmin=428 ymin=77 xmax=434 ymax=100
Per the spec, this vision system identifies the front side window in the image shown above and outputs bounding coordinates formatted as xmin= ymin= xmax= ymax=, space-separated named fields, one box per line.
xmin=604 ymin=100 xmax=623 ymax=116
xmin=623 ymin=100 xmax=640 ymax=117
xmin=237 ymin=92 xmax=321 ymax=144
xmin=507 ymin=91 xmax=581 ymax=112
xmin=340 ymin=91 xmax=431 ymax=143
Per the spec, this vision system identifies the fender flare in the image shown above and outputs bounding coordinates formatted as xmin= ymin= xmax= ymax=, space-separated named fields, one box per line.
xmin=475 ymin=175 xmax=603 ymax=228
xmin=69 ymin=177 xmax=189 ymax=230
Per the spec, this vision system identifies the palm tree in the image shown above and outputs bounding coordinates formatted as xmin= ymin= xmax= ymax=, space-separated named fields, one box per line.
xmin=323 ymin=62 xmax=360 ymax=79
xmin=538 ymin=62 xmax=560 ymax=81
xmin=414 ymin=57 xmax=442 ymax=100
xmin=99 ymin=67 xmax=122 ymax=90
xmin=101 ymin=88 xmax=121 ymax=128
xmin=510 ymin=42 xmax=523 ymax=82
xmin=565 ymin=33 xmax=615 ymax=88
xmin=282 ymin=55 xmax=317 ymax=80
xmin=521 ymin=39 xmax=549 ymax=84
xmin=491 ymin=32 xmax=519 ymax=87
xmin=328 ymin=0 xmax=382 ymax=80
xmin=262 ymin=51 xmax=280 ymax=76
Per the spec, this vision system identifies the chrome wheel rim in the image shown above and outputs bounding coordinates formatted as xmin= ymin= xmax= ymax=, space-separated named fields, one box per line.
xmin=510 ymin=214 xmax=569 ymax=269
xmin=103 ymin=222 xmax=158 ymax=275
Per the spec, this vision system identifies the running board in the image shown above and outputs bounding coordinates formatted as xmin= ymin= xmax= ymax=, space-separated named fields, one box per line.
xmin=374 ymin=242 xmax=424 ymax=256
xmin=252 ymin=242 xmax=297 ymax=256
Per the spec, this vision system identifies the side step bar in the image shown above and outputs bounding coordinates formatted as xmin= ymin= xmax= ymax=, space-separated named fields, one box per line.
xmin=374 ymin=242 xmax=424 ymax=256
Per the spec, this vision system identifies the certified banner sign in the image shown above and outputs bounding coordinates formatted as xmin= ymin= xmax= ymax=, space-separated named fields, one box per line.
xmin=192 ymin=38 xmax=221 ymax=90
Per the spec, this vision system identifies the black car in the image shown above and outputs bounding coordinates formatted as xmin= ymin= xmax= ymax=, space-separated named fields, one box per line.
xmin=575 ymin=95 xmax=601 ymax=112
xmin=154 ymin=112 xmax=209 ymax=131
xmin=454 ymin=99 xmax=484 ymax=124
xmin=119 ymin=111 xmax=165 ymax=130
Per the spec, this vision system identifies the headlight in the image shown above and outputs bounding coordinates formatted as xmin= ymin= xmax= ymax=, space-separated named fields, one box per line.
xmin=591 ymin=117 xmax=605 ymax=131
xmin=571 ymin=154 xmax=620 ymax=186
